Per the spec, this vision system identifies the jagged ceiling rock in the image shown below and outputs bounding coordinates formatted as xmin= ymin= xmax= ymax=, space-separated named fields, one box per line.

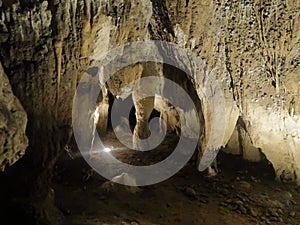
xmin=0 ymin=63 xmax=28 ymax=171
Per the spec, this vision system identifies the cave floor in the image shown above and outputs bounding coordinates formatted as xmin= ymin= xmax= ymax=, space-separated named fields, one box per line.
xmin=54 ymin=134 xmax=300 ymax=225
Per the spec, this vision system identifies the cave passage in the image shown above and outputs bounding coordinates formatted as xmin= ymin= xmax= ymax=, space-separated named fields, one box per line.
xmin=1 ymin=1 xmax=300 ymax=225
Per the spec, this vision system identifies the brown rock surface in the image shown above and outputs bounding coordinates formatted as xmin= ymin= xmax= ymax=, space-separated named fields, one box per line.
xmin=0 ymin=1 xmax=299 ymax=224
xmin=0 ymin=63 xmax=28 ymax=171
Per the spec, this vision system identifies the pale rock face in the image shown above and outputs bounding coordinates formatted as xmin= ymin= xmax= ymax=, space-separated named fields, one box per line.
xmin=244 ymin=103 xmax=300 ymax=182
xmin=162 ymin=0 xmax=300 ymax=183
xmin=222 ymin=100 xmax=240 ymax=148
xmin=224 ymin=124 xmax=263 ymax=163
xmin=0 ymin=64 xmax=28 ymax=171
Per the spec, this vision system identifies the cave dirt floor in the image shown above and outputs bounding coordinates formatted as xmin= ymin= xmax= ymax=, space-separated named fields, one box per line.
xmin=54 ymin=133 xmax=300 ymax=225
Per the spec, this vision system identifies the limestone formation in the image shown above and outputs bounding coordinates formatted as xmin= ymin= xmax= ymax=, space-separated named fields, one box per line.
xmin=162 ymin=0 xmax=300 ymax=182
xmin=0 ymin=0 xmax=300 ymax=223
xmin=1 ymin=0 xmax=299 ymax=181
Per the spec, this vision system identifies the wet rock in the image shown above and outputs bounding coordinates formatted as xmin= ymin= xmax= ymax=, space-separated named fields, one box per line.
xmin=260 ymin=216 xmax=267 ymax=222
xmin=289 ymin=211 xmax=296 ymax=218
xmin=290 ymin=200 xmax=297 ymax=205
xmin=221 ymin=189 xmax=230 ymax=196
xmin=121 ymin=220 xmax=140 ymax=225
xmin=269 ymin=216 xmax=280 ymax=222
xmin=249 ymin=207 xmax=258 ymax=217
xmin=236 ymin=194 xmax=248 ymax=202
xmin=130 ymin=222 xmax=139 ymax=225
xmin=268 ymin=200 xmax=284 ymax=209
xmin=239 ymin=205 xmax=247 ymax=215
xmin=111 ymin=173 xmax=138 ymax=186
xmin=268 ymin=208 xmax=280 ymax=218
xmin=101 ymin=181 xmax=140 ymax=194
xmin=184 ymin=187 xmax=197 ymax=199
xmin=236 ymin=181 xmax=252 ymax=190
xmin=250 ymin=176 xmax=260 ymax=183
xmin=277 ymin=208 xmax=284 ymax=215
xmin=121 ymin=222 xmax=131 ymax=225
xmin=282 ymin=191 xmax=293 ymax=200
xmin=199 ymin=199 xmax=209 ymax=204
xmin=275 ymin=187 xmax=282 ymax=192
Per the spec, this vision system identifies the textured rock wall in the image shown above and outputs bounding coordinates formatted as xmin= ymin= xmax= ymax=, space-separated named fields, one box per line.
xmin=162 ymin=0 xmax=300 ymax=182
xmin=0 ymin=1 xmax=89 ymax=223
xmin=0 ymin=1 xmax=159 ymax=223
xmin=1 ymin=0 xmax=299 ymax=181
xmin=0 ymin=63 xmax=28 ymax=171
xmin=87 ymin=0 xmax=300 ymax=182
xmin=0 ymin=0 xmax=300 ymax=223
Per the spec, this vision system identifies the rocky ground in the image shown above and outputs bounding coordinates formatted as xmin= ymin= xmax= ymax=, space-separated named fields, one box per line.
xmin=53 ymin=133 xmax=300 ymax=225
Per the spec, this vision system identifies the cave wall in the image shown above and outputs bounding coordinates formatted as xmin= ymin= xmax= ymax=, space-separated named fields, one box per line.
xmin=161 ymin=0 xmax=300 ymax=182
xmin=0 ymin=1 xmax=89 ymax=223
xmin=0 ymin=0 xmax=299 ymax=223
xmin=0 ymin=0 xmax=299 ymax=184
xmin=120 ymin=0 xmax=299 ymax=182
xmin=0 ymin=0 xmax=157 ymax=223
xmin=0 ymin=62 xmax=28 ymax=171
